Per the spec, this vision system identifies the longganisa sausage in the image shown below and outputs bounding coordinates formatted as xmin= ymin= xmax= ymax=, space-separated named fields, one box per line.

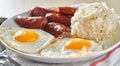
xmin=29 ymin=6 xmax=56 ymax=17
xmin=45 ymin=13 xmax=71 ymax=27
xmin=55 ymin=6 xmax=77 ymax=15
xmin=14 ymin=16 xmax=48 ymax=29
xmin=45 ymin=22 xmax=70 ymax=37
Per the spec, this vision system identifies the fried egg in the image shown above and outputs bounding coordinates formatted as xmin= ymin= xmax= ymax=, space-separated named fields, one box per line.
xmin=0 ymin=27 xmax=55 ymax=53
xmin=41 ymin=38 xmax=103 ymax=58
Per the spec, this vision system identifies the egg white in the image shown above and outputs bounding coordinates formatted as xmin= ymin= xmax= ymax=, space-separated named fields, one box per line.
xmin=0 ymin=27 xmax=55 ymax=53
xmin=41 ymin=38 xmax=104 ymax=58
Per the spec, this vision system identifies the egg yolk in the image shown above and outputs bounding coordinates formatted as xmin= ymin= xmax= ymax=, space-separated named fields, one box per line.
xmin=14 ymin=30 xmax=39 ymax=42
xmin=64 ymin=38 xmax=91 ymax=50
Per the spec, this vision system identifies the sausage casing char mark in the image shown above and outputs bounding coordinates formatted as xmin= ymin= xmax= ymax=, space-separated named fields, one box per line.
xmin=45 ymin=13 xmax=71 ymax=27
xmin=45 ymin=22 xmax=70 ymax=37
xmin=55 ymin=7 xmax=77 ymax=15
xmin=14 ymin=16 xmax=48 ymax=29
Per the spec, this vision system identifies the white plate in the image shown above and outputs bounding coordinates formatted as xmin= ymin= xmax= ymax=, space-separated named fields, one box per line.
xmin=0 ymin=4 xmax=120 ymax=63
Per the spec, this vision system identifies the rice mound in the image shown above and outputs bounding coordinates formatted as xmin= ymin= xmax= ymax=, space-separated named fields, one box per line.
xmin=71 ymin=2 xmax=119 ymax=42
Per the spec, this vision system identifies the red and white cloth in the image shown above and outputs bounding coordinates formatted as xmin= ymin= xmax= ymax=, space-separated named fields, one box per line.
xmin=83 ymin=45 xmax=120 ymax=66
xmin=91 ymin=45 xmax=120 ymax=66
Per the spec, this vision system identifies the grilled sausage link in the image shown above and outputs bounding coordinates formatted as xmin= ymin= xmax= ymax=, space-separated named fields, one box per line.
xmin=29 ymin=7 xmax=56 ymax=17
xmin=29 ymin=7 xmax=48 ymax=17
xmin=55 ymin=7 xmax=77 ymax=15
xmin=45 ymin=22 xmax=70 ymax=37
xmin=45 ymin=13 xmax=71 ymax=27
xmin=14 ymin=16 xmax=48 ymax=29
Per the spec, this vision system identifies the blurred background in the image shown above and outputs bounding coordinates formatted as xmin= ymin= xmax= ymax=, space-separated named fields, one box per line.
xmin=0 ymin=0 xmax=119 ymax=18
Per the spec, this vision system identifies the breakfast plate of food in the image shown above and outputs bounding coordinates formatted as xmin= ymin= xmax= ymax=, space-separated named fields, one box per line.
xmin=0 ymin=2 xmax=120 ymax=63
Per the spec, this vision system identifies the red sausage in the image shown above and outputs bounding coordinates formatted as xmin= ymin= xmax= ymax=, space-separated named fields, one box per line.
xmin=14 ymin=16 xmax=48 ymax=29
xmin=29 ymin=7 xmax=48 ymax=17
xmin=29 ymin=7 xmax=56 ymax=17
xmin=45 ymin=13 xmax=71 ymax=27
xmin=45 ymin=22 xmax=70 ymax=37
xmin=55 ymin=7 xmax=77 ymax=15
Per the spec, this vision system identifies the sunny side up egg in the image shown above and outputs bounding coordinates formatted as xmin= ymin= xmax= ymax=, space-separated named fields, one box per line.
xmin=41 ymin=38 xmax=104 ymax=58
xmin=0 ymin=27 xmax=55 ymax=53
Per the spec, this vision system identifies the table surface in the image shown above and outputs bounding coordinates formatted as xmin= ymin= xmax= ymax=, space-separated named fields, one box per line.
xmin=0 ymin=0 xmax=120 ymax=18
